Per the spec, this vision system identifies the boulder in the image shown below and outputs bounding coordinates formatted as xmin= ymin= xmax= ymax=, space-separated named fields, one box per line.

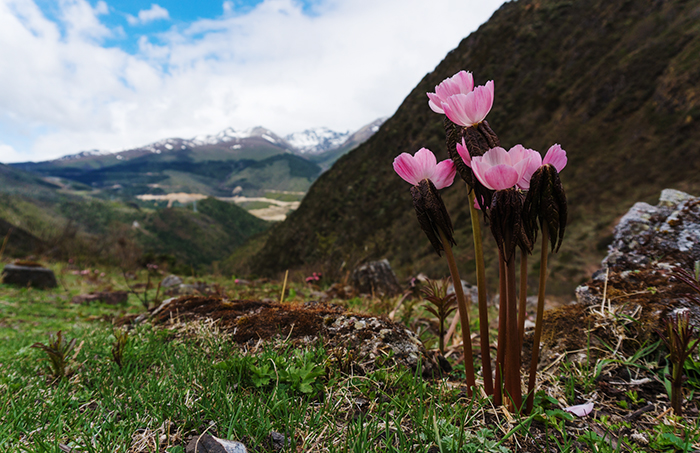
xmin=575 ymin=188 xmax=700 ymax=325
xmin=351 ymin=259 xmax=402 ymax=296
xmin=1 ymin=263 xmax=57 ymax=289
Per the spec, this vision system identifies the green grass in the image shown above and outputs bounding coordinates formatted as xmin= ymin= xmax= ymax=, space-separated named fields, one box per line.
xmin=2 ymin=262 xmax=700 ymax=452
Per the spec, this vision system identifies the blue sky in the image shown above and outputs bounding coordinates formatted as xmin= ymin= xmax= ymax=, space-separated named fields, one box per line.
xmin=0 ymin=0 xmax=506 ymax=163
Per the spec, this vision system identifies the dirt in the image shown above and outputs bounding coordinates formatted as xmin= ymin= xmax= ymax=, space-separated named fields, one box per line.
xmin=136 ymin=296 xmax=446 ymax=378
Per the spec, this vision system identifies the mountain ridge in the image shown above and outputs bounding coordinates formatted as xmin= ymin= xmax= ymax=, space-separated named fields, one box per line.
xmin=241 ymin=0 xmax=700 ymax=297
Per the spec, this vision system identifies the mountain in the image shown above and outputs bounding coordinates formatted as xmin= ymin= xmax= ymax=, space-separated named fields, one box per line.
xmin=285 ymin=128 xmax=351 ymax=155
xmin=241 ymin=0 xmax=700 ymax=297
xmin=0 ymin=168 xmax=270 ymax=272
xmin=11 ymin=121 xmax=384 ymax=201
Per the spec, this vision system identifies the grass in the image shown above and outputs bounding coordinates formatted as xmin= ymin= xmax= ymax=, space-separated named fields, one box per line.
xmin=2 ymin=261 xmax=700 ymax=452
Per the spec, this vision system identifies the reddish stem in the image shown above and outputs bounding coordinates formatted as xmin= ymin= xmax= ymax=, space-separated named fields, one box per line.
xmin=439 ymin=229 xmax=476 ymax=396
xmin=526 ymin=223 xmax=549 ymax=414
xmin=494 ymin=250 xmax=507 ymax=406
xmin=468 ymin=189 xmax=493 ymax=395
xmin=505 ymin=251 xmax=522 ymax=411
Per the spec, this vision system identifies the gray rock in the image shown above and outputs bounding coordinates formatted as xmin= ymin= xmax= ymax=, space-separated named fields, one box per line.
xmin=161 ymin=274 xmax=183 ymax=288
xmin=1 ymin=263 xmax=57 ymax=289
xmin=351 ymin=259 xmax=402 ymax=296
xmin=269 ymin=431 xmax=291 ymax=451
xmin=447 ymin=279 xmax=479 ymax=304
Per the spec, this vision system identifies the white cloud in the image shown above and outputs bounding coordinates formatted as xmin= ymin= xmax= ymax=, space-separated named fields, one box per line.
xmin=0 ymin=144 xmax=26 ymax=163
xmin=0 ymin=0 xmax=506 ymax=163
xmin=126 ymin=4 xmax=170 ymax=26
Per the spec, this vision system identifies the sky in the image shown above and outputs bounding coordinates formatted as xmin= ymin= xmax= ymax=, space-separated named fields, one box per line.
xmin=0 ymin=0 xmax=507 ymax=163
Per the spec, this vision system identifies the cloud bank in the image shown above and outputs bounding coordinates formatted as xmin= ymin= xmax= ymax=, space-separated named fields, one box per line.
xmin=0 ymin=0 xmax=506 ymax=163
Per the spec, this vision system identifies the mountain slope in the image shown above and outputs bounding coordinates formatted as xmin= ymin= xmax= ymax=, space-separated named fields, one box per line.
xmin=244 ymin=0 xmax=700 ymax=296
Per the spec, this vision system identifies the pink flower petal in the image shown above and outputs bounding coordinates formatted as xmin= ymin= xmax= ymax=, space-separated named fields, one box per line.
xmin=461 ymin=81 xmax=494 ymax=125
xmin=472 ymin=159 xmax=518 ymax=191
xmin=432 ymin=160 xmax=456 ymax=190
xmin=393 ymin=153 xmax=423 ymax=185
xmin=414 ymin=148 xmax=438 ymax=179
xmin=564 ymin=402 xmax=594 ymax=417
xmin=427 ymin=93 xmax=445 ymax=114
xmin=441 ymin=94 xmax=472 ymax=127
xmin=456 ymin=138 xmax=471 ymax=167
xmin=543 ymin=144 xmax=567 ymax=173
xmin=479 ymin=146 xmax=510 ymax=167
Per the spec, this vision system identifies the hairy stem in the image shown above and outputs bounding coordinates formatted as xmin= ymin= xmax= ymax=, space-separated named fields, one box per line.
xmin=468 ymin=190 xmax=493 ymax=395
xmin=526 ymin=223 xmax=549 ymax=414
xmin=439 ymin=228 xmax=476 ymax=395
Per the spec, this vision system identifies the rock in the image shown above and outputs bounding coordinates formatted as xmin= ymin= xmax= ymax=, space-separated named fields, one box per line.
xmin=71 ymin=291 xmax=128 ymax=305
xmin=185 ymin=434 xmax=247 ymax=453
xmin=268 ymin=431 xmax=291 ymax=452
xmin=351 ymin=259 xmax=402 ymax=296
xmin=161 ymin=274 xmax=183 ymax=288
xmin=447 ymin=279 xmax=479 ymax=304
xmin=575 ymin=188 xmax=700 ymax=325
xmin=1 ymin=263 xmax=57 ymax=289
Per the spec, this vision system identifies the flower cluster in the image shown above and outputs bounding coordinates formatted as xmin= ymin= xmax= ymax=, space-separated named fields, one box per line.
xmin=305 ymin=272 xmax=322 ymax=283
xmin=392 ymin=69 xmax=570 ymax=412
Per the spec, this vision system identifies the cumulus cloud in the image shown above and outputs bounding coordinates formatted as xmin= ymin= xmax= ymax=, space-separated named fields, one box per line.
xmin=0 ymin=0 xmax=506 ymax=163
xmin=126 ymin=4 xmax=170 ymax=26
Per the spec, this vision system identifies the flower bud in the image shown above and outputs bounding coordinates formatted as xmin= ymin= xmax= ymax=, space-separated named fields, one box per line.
xmin=410 ymin=179 xmax=455 ymax=256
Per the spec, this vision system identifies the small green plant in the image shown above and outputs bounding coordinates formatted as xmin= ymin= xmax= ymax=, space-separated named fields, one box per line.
xmin=624 ymin=389 xmax=645 ymax=405
xmin=216 ymin=348 xmax=326 ymax=395
xmin=422 ymin=278 xmax=458 ymax=354
xmin=658 ymin=310 xmax=699 ymax=416
xmin=31 ymin=331 xmax=78 ymax=381
xmin=111 ymin=327 xmax=129 ymax=368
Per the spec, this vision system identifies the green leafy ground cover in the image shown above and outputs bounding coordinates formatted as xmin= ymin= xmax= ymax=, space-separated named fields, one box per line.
xmin=1 ymin=262 xmax=699 ymax=452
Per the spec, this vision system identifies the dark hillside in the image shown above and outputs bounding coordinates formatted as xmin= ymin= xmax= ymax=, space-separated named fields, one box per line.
xmin=244 ymin=0 xmax=700 ymax=297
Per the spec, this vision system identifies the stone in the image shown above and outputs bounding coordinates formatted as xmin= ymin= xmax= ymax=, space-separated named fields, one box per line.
xmin=1 ymin=263 xmax=57 ymax=289
xmin=350 ymin=259 xmax=402 ymax=296
xmin=161 ymin=274 xmax=183 ymax=288
xmin=268 ymin=431 xmax=291 ymax=452
xmin=185 ymin=434 xmax=247 ymax=453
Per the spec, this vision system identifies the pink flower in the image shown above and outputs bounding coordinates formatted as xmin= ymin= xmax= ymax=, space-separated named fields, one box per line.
xmin=427 ymin=71 xmax=474 ymax=114
xmin=543 ymin=144 xmax=567 ymax=172
xmin=564 ymin=402 xmax=594 ymax=417
xmin=441 ymin=81 xmax=495 ymax=127
xmin=393 ymin=148 xmax=456 ymax=190
xmin=509 ymin=145 xmax=542 ymax=190
xmin=470 ymin=146 xmax=533 ymax=191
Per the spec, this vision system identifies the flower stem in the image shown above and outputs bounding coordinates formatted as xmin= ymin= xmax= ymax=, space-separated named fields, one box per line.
xmin=505 ymin=251 xmax=522 ymax=411
xmin=468 ymin=189 xmax=493 ymax=395
xmin=518 ymin=249 xmax=528 ymax=349
xmin=494 ymin=250 xmax=507 ymax=406
xmin=525 ymin=223 xmax=549 ymax=414
xmin=439 ymin=228 xmax=476 ymax=395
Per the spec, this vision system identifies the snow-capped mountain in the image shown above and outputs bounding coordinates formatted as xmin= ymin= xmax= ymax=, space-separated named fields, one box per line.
xmin=284 ymin=127 xmax=351 ymax=155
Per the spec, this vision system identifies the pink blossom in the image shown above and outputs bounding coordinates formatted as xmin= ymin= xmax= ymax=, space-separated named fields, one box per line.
xmin=470 ymin=146 xmax=533 ymax=191
xmin=427 ymin=71 xmax=474 ymax=114
xmin=509 ymin=145 xmax=542 ymax=190
xmin=441 ymin=81 xmax=495 ymax=127
xmin=564 ymin=402 xmax=594 ymax=417
xmin=393 ymin=148 xmax=456 ymax=190
xmin=543 ymin=144 xmax=567 ymax=172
